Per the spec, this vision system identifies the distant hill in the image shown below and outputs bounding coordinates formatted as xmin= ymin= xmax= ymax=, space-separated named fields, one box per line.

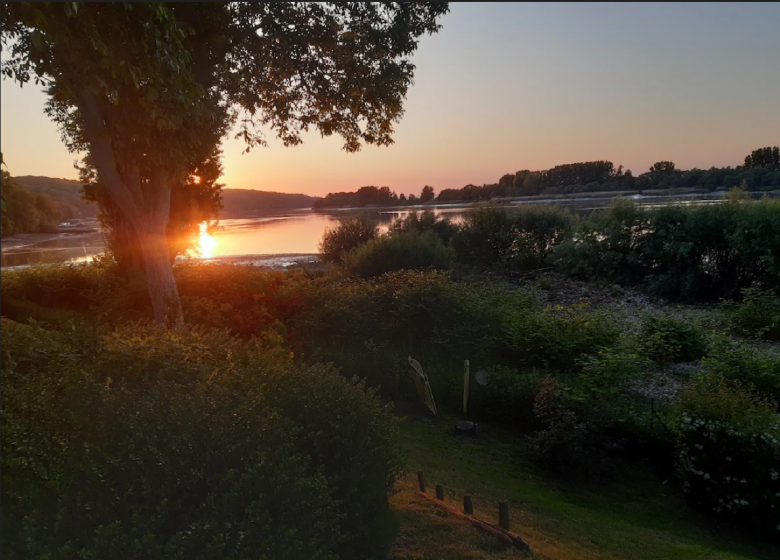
xmin=220 ymin=189 xmax=318 ymax=217
xmin=10 ymin=177 xmax=318 ymax=219
xmin=13 ymin=175 xmax=98 ymax=218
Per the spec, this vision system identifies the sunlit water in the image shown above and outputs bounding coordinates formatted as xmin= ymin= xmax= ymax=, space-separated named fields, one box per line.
xmin=0 ymin=193 xmax=728 ymax=268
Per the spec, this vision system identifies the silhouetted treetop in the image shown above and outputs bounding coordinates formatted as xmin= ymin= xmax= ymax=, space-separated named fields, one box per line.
xmin=744 ymin=146 xmax=780 ymax=169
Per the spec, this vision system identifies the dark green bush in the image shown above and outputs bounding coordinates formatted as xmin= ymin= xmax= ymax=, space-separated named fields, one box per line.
xmin=702 ymin=336 xmax=780 ymax=404
xmin=319 ymin=216 xmax=378 ymax=263
xmin=550 ymin=198 xmax=647 ymax=284
xmin=637 ymin=314 xmax=708 ymax=366
xmin=453 ymin=204 xmax=572 ymax=270
xmin=724 ymin=288 xmax=780 ymax=342
xmin=343 ymin=231 xmax=455 ymax=277
xmin=674 ymin=375 xmax=780 ymax=536
xmin=293 ymin=270 xmax=619 ymax=397
xmin=293 ymin=271 xmax=509 ymax=392
xmin=1 ymin=319 xmax=399 ymax=560
xmin=502 ymin=302 xmax=620 ymax=372
xmin=389 ymin=210 xmax=458 ymax=244
xmin=552 ymin=195 xmax=780 ymax=300
xmin=529 ymin=345 xmax=665 ymax=475
xmin=530 ymin=376 xmax=622 ymax=476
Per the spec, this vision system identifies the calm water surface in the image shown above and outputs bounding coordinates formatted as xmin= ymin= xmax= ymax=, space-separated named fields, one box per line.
xmin=0 ymin=194 xmax=726 ymax=268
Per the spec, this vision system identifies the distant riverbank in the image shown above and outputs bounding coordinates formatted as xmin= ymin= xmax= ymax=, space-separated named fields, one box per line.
xmin=312 ymin=188 xmax=736 ymax=213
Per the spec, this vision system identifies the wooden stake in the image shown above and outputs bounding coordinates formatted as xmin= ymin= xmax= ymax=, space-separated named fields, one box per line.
xmin=417 ymin=471 xmax=426 ymax=493
xmin=499 ymin=500 xmax=510 ymax=530
xmin=436 ymin=484 xmax=444 ymax=501
xmin=463 ymin=359 xmax=470 ymax=414
xmin=463 ymin=495 xmax=474 ymax=515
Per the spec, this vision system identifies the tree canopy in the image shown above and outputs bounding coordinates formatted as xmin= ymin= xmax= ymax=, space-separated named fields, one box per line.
xmin=1 ymin=2 xmax=449 ymax=323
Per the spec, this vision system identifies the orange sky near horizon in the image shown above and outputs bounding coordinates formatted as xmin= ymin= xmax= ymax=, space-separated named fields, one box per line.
xmin=2 ymin=3 xmax=779 ymax=198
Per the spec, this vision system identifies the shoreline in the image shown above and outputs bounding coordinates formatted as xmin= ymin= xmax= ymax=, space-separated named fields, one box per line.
xmin=194 ymin=253 xmax=320 ymax=269
xmin=2 ymin=252 xmax=322 ymax=271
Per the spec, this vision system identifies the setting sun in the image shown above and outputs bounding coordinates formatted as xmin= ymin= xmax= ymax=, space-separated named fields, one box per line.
xmin=197 ymin=222 xmax=216 ymax=259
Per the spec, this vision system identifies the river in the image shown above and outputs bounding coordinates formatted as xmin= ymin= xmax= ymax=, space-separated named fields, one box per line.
xmin=0 ymin=192 xmax=728 ymax=268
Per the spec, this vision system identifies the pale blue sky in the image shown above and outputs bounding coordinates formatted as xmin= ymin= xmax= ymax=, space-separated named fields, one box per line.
xmin=2 ymin=2 xmax=779 ymax=196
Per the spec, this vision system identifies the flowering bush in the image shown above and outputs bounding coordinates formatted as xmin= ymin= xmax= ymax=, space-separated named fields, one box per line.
xmin=675 ymin=376 xmax=780 ymax=535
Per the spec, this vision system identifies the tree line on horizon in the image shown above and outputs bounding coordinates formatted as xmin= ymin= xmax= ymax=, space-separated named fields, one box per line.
xmin=313 ymin=146 xmax=780 ymax=208
xmin=313 ymin=185 xmax=434 ymax=209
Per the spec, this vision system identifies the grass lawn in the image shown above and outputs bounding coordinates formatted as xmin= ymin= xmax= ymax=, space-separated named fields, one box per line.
xmin=390 ymin=414 xmax=779 ymax=560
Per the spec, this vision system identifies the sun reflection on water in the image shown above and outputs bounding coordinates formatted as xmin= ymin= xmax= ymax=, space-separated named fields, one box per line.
xmin=198 ymin=222 xmax=216 ymax=259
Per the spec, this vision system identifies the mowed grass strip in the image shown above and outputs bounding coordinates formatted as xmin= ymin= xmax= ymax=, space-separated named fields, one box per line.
xmin=391 ymin=415 xmax=779 ymax=560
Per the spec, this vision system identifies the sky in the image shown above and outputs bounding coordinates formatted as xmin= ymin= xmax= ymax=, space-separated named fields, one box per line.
xmin=2 ymin=2 xmax=779 ymax=197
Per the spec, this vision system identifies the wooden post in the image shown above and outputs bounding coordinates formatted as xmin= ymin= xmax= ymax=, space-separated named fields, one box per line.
xmin=417 ymin=491 xmax=531 ymax=553
xmin=650 ymin=398 xmax=655 ymax=430
xmin=417 ymin=471 xmax=426 ymax=493
xmin=436 ymin=484 xmax=444 ymax=501
xmin=463 ymin=495 xmax=474 ymax=515
xmin=499 ymin=501 xmax=510 ymax=530
xmin=463 ymin=360 xmax=470 ymax=414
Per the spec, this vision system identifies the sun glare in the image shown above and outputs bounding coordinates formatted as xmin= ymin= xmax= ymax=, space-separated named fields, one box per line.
xmin=198 ymin=222 xmax=217 ymax=259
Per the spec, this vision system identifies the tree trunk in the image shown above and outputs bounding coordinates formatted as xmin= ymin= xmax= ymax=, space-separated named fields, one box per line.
xmin=139 ymin=229 xmax=183 ymax=325
xmin=75 ymin=88 xmax=184 ymax=326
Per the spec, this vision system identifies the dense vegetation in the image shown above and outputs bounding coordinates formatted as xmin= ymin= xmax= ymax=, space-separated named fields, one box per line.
xmin=323 ymin=191 xmax=780 ymax=300
xmin=13 ymin=175 xmax=98 ymax=219
xmin=314 ymin=147 xmax=780 ymax=208
xmin=1 ymin=317 xmax=399 ymax=560
xmin=1 ymin=170 xmax=78 ymax=235
xmin=313 ymin=185 xmax=435 ymax=209
xmin=3 ymin=193 xmax=780 ymax=553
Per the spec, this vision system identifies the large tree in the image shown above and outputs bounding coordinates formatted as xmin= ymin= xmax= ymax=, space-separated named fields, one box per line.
xmin=1 ymin=2 xmax=449 ymax=324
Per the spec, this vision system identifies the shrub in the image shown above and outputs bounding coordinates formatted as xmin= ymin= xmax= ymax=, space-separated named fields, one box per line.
xmin=724 ymin=288 xmax=780 ymax=341
xmin=0 ymin=319 xmax=400 ymax=560
xmin=319 ymin=216 xmax=378 ymax=263
xmin=176 ymin=263 xmax=308 ymax=338
xmin=293 ymin=271 xmax=510 ymax=394
xmin=553 ymin=196 xmax=780 ymax=300
xmin=530 ymin=376 xmax=621 ymax=475
xmin=453 ymin=204 xmax=572 ymax=270
xmin=258 ymin=364 xmax=401 ymax=558
xmin=551 ymin=198 xmax=648 ymax=285
xmin=674 ymin=375 xmax=780 ymax=535
xmin=503 ymin=301 xmax=620 ymax=371
xmin=343 ymin=231 xmax=455 ymax=277
xmin=389 ymin=210 xmax=459 ymax=244
xmin=637 ymin=314 xmax=708 ymax=366
xmin=0 ymin=261 xmax=153 ymax=325
xmin=702 ymin=335 xmax=780 ymax=404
